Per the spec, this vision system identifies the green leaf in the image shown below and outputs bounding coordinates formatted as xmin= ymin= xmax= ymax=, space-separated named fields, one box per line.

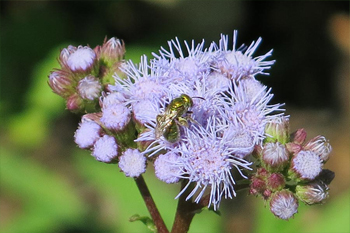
xmin=129 ymin=214 xmax=157 ymax=232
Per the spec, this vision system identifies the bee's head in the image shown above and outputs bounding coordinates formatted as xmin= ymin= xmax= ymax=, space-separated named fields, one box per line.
xmin=180 ymin=94 xmax=193 ymax=108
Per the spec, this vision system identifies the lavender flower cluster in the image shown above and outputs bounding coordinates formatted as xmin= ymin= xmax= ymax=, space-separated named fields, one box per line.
xmin=48 ymin=31 xmax=334 ymax=219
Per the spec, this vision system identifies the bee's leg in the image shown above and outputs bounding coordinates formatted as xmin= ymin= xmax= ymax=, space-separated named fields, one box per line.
xmin=177 ymin=117 xmax=189 ymax=127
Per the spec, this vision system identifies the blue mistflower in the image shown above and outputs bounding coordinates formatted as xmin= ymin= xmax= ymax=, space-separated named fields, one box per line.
xmin=113 ymin=56 xmax=168 ymax=103
xmin=213 ymin=31 xmax=275 ymax=80
xmin=221 ymin=125 xmax=255 ymax=158
xmin=218 ymin=81 xmax=284 ymax=145
xmin=174 ymin=119 xmax=252 ymax=210
xmin=132 ymin=99 xmax=160 ymax=125
xmin=151 ymin=38 xmax=212 ymax=83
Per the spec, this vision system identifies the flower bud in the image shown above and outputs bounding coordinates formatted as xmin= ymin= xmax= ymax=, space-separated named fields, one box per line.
xmin=285 ymin=142 xmax=302 ymax=154
xmin=118 ymin=149 xmax=146 ymax=177
xmin=59 ymin=45 xmax=77 ymax=65
xmin=288 ymin=150 xmax=322 ymax=182
xmin=249 ymin=168 xmax=271 ymax=199
xmin=261 ymin=142 xmax=289 ymax=172
xmin=270 ymin=190 xmax=299 ymax=220
xmin=100 ymin=103 xmax=131 ymax=132
xmin=132 ymin=100 xmax=159 ymax=133
xmin=64 ymin=45 xmax=98 ymax=74
xmin=296 ymin=180 xmax=329 ymax=205
xmin=154 ymin=152 xmax=182 ymax=183
xmin=290 ymin=128 xmax=307 ymax=145
xmin=223 ymin=125 xmax=255 ymax=158
xmin=250 ymin=175 xmax=267 ymax=196
xmin=100 ymin=92 xmax=126 ymax=109
xmin=92 ymin=135 xmax=119 ymax=163
xmin=66 ymin=93 xmax=84 ymax=112
xmin=81 ymin=112 xmax=103 ymax=124
xmin=264 ymin=115 xmax=290 ymax=144
xmin=304 ymin=135 xmax=332 ymax=163
xmin=267 ymin=173 xmax=285 ymax=191
xmin=263 ymin=189 xmax=272 ymax=199
xmin=48 ymin=70 xmax=75 ymax=98
xmin=99 ymin=37 xmax=125 ymax=67
xmin=77 ymin=75 xmax=102 ymax=101
xmin=74 ymin=118 xmax=102 ymax=149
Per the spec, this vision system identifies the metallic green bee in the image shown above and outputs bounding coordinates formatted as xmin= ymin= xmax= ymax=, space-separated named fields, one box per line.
xmin=155 ymin=94 xmax=194 ymax=143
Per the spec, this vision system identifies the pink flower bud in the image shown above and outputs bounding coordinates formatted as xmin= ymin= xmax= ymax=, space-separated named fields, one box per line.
xmin=48 ymin=70 xmax=75 ymax=98
xmin=263 ymin=189 xmax=272 ymax=199
xmin=66 ymin=93 xmax=84 ymax=112
xmin=250 ymin=176 xmax=267 ymax=196
xmin=290 ymin=128 xmax=307 ymax=145
xmin=100 ymin=37 xmax=125 ymax=66
xmin=59 ymin=45 xmax=77 ymax=66
xmin=267 ymin=173 xmax=285 ymax=191
xmin=304 ymin=135 xmax=332 ymax=162
xmin=285 ymin=142 xmax=302 ymax=154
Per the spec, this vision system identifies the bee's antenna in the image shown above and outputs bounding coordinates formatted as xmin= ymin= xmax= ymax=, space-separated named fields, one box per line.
xmin=192 ymin=96 xmax=205 ymax=100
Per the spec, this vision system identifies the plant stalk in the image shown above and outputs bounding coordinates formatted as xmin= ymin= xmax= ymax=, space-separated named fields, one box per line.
xmin=171 ymin=181 xmax=201 ymax=233
xmin=135 ymin=175 xmax=169 ymax=233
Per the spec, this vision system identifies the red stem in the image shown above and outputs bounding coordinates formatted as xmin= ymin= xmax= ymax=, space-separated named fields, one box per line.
xmin=171 ymin=181 xmax=202 ymax=233
xmin=170 ymin=181 xmax=250 ymax=233
xmin=135 ymin=175 xmax=169 ymax=233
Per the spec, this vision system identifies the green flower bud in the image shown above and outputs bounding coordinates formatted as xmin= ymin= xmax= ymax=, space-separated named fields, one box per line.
xmin=296 ymin=180 xmax=329 ymax=205
xmin=265 ymin=116 xmax=290 ymax=144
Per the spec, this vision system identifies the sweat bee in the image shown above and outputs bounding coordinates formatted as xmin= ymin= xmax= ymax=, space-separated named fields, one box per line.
xmin=155 ymin=94 xmax=194 ymax=143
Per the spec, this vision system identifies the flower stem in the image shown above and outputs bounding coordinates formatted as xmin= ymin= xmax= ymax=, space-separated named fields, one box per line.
xmin=170 ymin=180 xmax=250 ymax=233
xmin=135 ymin=175 xmax=169 ymax=233
xmin=171 ymin=181 xmax=202 ymax=233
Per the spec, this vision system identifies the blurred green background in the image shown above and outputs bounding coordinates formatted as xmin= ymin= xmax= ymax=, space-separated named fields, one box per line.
xmin=1 ymin=1 xmax=349 ymax=233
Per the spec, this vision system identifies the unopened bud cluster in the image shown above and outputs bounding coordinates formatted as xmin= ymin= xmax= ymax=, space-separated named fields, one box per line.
xmin=48 ymin=38 xmax=126 ymax=112
xmin=250 ymin=117 xmax=334 ymax=220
